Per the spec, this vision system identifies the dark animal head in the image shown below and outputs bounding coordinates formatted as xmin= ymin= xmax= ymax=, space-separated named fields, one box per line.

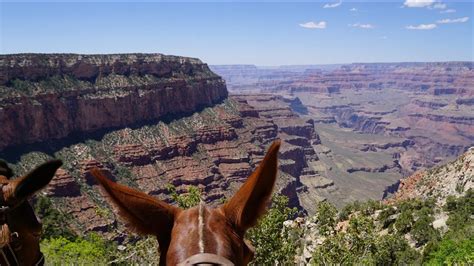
xmin=0 ymin=160 xmax=62 ymax=265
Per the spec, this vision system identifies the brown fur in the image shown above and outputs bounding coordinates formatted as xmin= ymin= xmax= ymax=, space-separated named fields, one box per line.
xmin=0 ymin=160 xmax=62 ymax=266
xmin=92 ymin=140 xmax=281 ymax=265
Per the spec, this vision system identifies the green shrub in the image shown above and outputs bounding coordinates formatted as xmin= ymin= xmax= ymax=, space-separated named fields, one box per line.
xmin=34 ymin=196 xmax=77 ymax=240
xmin=311 ymin=214 xmax=419 ymax=265
xmin=411 ymin=211 xmax=439 ymax=246
xmin=425 ymin=238 xmax=474 ymax=265
xmin=41 ymin=233 xmax=115 ymax=264
xmin=310 ymin=233 xmax=349 ymax=265
xmin=316 ymin=201 xmax=337 ymax=236
xmin=374 ymin=234 xmax=420 ymax=265
xmin=393 ymin=209 xmax=413 ymax=234
xmin=378 ymin=206 xmax=397 ymax=228
xmin=445 ymin=189 xmax=474 ymax=231
xmin=167 ymin=184 xmax=201 ymax=209
xmin=247 ymin=195 xmax=298 ymax=265
xmin=421 ymin=189 xmax=474 ymax=264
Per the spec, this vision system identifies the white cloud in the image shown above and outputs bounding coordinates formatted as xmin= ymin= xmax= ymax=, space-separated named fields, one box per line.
xmin=406 ymin=23 xmax=437 ymax=30
xmin=349 ymin=23 xmax=375 ymax=29
xmin=380 ymin=36 xmax=388 ymax=40
xmin=299 ymin=21 xmax=327 ymax=29
xmin=437 ymin=17 xmax=469 ymax=24
xmin=431 ymin=3 xmax=446 ymax=9
xmin=403 ymin=0 xmax=435 ymax=8
xmin=323 ymin=1 xmax=341 ymax=8
xmin=440 ymin=9 xmax=456 ymax=13
xmin=350 ymin=8 xmax=357 ymax=12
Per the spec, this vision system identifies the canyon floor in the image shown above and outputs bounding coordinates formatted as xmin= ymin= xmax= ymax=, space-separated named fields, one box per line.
xmin=212 ymin=62 xmax=474 ymax=207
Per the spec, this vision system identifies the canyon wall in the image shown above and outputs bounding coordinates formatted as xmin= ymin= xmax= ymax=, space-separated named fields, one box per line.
xmin=0 ymin=54 xmax=227 ymax=150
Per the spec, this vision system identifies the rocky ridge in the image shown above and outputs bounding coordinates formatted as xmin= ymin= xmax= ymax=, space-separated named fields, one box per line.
xmin=213 ymin=62 xmax=474 ymax=175
xmin=0 ymin=54 xmax=227 ymax=150
xmin=388 ymin=146 xmax=474 ymax=204
xmin=283 ymin=147 xmax=473 ymax=264
xmin=9 ymin=94 xmax=326 ymax=238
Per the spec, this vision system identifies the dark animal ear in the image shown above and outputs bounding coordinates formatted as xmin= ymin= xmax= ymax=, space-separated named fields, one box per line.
xmin=221 ymin=140 xmax=281 ymax=233
xmin=91 ymin=168 xmax=180 ymax=238
xmin=14 ymin=160 xmax=62 ymax=199
xmin=0 ymin=160 xmax=14 ymax=179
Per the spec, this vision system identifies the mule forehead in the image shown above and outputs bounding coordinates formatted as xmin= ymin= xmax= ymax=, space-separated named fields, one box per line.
xmin=169 ymin=205 xmax=238 ymax=263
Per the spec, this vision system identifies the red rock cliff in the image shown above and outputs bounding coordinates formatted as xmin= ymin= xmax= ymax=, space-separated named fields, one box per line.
xmin=0 ymin=54 xmax=228 ymax=150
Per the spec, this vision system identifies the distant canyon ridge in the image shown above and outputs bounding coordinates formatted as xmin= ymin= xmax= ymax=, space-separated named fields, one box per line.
xmin=212 ymin=63 xmax=473 ymax=172
xmin=0 ymin=54 xmax=472 ymax=239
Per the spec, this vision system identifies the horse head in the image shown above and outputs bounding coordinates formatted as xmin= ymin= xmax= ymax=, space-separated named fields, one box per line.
xmin=0 ymin=160 xmax=62 ymax=265
xmin=91 ymin=140 xmax=281 ymax=265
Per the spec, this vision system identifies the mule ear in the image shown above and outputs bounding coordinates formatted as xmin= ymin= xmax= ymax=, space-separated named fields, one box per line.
xmin=221 ymin=140 xmax=281 ymax=233
xmin=14 ymin=160 xmax=62 ymax=199
xmin=91 ymin=168 xmax=180 ymax=238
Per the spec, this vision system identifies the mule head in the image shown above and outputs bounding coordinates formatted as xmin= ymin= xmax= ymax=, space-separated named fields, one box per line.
xmin=1 ymin=160 xmax=62 ymax=204
xmin=92 ymin=140 xmax=281 ymax=265
xmin=0 ymin=159 xmax=62 ymax=265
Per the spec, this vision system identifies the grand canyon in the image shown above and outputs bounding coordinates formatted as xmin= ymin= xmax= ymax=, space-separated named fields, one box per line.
xmin=1 ymin=54 xmax=473 ymax=248
xmin=0 ymin=54 xmax=474 ymax=263
xmin=2 ymin=0 xmax=473 ymax=262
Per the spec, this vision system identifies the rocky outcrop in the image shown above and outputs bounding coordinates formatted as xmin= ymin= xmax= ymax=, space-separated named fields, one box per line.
xmin=1 ymin=54 xmax=216 ymax=86
xmin=64 ymin=195 xmax=116 ymax=234
xmin=266 ymin=62 xmax=474 ymax=96
xmin=456 ymin=98 xmax=474 ymax=106
xmin=388 ymin=147 xmax=474 ymax=204
xmin=0 ymin=54 xmax=227 ymax=150
xmin=46 ymin=168 xmax=81 ymax=197
xmin=114 ymin=144 xmax=152 ymax=166
xmin=347 ymin=162 xmax=400 ymax=173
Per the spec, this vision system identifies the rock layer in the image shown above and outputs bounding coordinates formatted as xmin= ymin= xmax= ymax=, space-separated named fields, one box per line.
xmin=0 ymin=54 xmax=227 ymax=150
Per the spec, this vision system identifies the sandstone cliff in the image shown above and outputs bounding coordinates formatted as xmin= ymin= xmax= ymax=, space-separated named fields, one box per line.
xmin=0 ymin=54 xmax=227 ymax=150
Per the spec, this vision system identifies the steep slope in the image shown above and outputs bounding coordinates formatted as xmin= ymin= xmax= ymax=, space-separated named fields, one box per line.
xmin=389 ymin=147 xmax=473 ymax=203
xmin=0 ymin=54 xmax=227 ymax=150
xmin=6 ymin=94 xmax=323 ymax=238
xmin=283 ymin=148 xmax=473 ymax=264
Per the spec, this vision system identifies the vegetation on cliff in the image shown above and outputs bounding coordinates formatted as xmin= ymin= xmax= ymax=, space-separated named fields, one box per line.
xmin=0 ymin=53 xmax=220 ymax=97
xmin=36 ymin=185 xmax=473 ymax=264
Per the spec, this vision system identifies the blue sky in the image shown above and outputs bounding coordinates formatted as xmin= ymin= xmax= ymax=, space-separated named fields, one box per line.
xmin=1 ymin=1 xmax=472 ymax=65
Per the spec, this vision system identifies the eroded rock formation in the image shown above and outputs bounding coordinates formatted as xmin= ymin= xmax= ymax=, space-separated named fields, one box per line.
xmin=0 ymin=54 xmax=227 ymax=150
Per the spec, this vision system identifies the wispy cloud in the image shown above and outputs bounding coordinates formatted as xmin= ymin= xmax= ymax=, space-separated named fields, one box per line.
xmin=440 ymin=9 xmax=456 ymax=13
xmin=403 ymin=0 xmax=435 ymax=8
xmin=406 ymin=23 xmax=437 ymax=30
xmin=323 ymin=1 xmax=341 ymax=8
xmin=405 ymin=16 xmax=468 ymax=30
xmin=431 ymin=3 xmax=446 ymax=9
xmin=349 ymin=7 xmax=357 ymax=12
xmin=299 ymin=21 xmax=327 ymax=29
xmin=380 ymin=36 xmax=388 ymax=40
xmin=437 ymin=17 xmax=469 ymax=24
xmin=404 ymin=0 xmax=449 ymax=10
xmin=349 ymin=23 xmax=375 ymax=29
